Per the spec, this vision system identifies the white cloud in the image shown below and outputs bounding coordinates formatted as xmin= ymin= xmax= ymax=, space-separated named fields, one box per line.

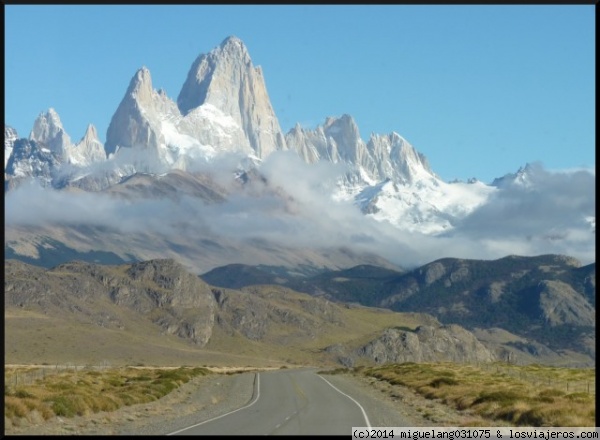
xmin=4 ymin=157 xmax=595 ymax=269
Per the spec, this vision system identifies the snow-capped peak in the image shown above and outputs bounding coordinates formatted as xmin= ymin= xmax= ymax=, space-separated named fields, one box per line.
xmin=81 ymin=123 xmax=99 ymax=143
xmin=29 ymin=108 xmax=72 ymax=155
xmin=491 ymin=162 xmax=536 ymax=188
xmin=66 ymin=123 xmax=106 ymax=166
xmin=177 ymin=36 xmax=286 ymax=158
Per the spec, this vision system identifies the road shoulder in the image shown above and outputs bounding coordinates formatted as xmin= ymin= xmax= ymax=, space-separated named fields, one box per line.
xmin=319 ymin=371 xmax=472 ymax=427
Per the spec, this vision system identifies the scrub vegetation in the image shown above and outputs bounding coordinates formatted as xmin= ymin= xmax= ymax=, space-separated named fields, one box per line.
xmin=4 ymin=366 xmax=210 ymax=425
xmin=359 ymin=362 xmax=595 ymax=427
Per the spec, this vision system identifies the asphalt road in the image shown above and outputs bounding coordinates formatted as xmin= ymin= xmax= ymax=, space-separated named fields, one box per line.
xmin=169 ymin=368 xmax=371 ymax=435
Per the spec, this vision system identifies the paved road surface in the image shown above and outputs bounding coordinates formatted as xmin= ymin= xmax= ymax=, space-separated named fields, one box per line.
xmin=169 ymin=368 xmax=370 ymax=435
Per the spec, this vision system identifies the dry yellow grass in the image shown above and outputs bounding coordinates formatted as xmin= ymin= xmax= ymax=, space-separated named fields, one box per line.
xmin=361 ymin=362 xmax=595 ymax=427
xmin=4 ymin=366 xmax=211 ymax=425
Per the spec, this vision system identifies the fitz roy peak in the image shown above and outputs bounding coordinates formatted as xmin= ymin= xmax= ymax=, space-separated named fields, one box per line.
xmin=105 ymin=36 xmax=286 ymax=171
xmin=178 ymin=36 xmax=287 ymax=158
xmin=6 ymin=35 xmax=530 ymax=233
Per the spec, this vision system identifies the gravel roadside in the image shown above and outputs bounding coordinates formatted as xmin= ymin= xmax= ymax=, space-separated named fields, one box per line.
xmin=320 ymin=371 xmax=476 ymax=427
xmin=5 ymin=368 xmax=478 ymax=435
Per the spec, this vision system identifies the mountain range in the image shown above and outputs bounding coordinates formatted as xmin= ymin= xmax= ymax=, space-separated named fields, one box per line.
xmin=3 ymin=36 xmax=596 ymax=369
xmin=5 ymin=257 xmax=594 ymax=367
xmin=201 ymin=254 xmax=596 ymax=366
xmin=4 ymin=35 xmax=595 ymax=274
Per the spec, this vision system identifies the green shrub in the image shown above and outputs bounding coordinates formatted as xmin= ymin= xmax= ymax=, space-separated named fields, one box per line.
xmin=14 ymin=389 xmax=35 ymax=398
xmin=49 ymin=395 xmax=86 ymax=417
xmin=429 ymin=377 xmax=459 ymax=388
xmin=473 ymin=390 xmax=523 ymax=406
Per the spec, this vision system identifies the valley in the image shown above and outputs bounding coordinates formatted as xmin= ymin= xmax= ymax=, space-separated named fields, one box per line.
xmin=4 ymin=256 xmax=595 ymax=433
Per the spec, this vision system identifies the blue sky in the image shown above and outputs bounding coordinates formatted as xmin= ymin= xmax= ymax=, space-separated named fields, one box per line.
xmin=5 ymin=5 xmax=595 ymax=183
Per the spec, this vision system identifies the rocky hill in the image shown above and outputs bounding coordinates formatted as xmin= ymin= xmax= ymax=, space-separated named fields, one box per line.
xmin=5 ymin=258 xmax=523 ymax=367
xmin=200 ymin=254 xmax=596 ymax=366
xmin=5 ymin=259 xmax=216 ymax=346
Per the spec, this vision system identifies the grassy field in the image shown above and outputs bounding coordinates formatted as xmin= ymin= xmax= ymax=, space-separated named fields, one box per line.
xmin=6 ymin=361 xmax=595 ymax=429
xmin=4 ymin=365 xmax=212 ymax=425
xmin=357 ymin=362 xmax=595 ymax=427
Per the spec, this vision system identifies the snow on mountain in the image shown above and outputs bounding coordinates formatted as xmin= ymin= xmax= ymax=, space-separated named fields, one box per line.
xmin=5 ymin=125 xmax=18 ymax=169
xmin=285 ymin=115 xmax=436 ymax=184
xmin=351 ymin=177 xmax=496 ymax=234
xmin=67 ymin=124 xmax=107 ymax=166
xmin=286 ymin=115 xmax=374 ymax=175
xmin=4 ymin=137 xmax=63 ymax=190
xmin=3 ymin=36 xmax=498 ymax=236
xmin=6 ymin=110 xmax=72 ymax=189
xmin=491 ymin=163 xmax=536 ymax=189
xmin=4 ymin=35 xmax=592 ymax=254
xmin=29 ymin=108 xmax=72 ymax=157
xmin=178 ymin=35 xmax=287 ymax=159
xmin=103 ymin=37 xmax=287 ymax=175
xmin=284 ymin=113 xmax=492 ymax=234
xmin=367 ymin=132 xmax=436 ymax=184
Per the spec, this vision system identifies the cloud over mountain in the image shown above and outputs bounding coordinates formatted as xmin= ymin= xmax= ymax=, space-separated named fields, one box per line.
xmin=4 ymin=36 xmax=595 ymax=270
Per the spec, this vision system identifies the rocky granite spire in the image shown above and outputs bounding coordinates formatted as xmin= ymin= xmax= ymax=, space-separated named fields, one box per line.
xmin=285 ymin=114 xmax=437 ymax=185
xmin=105 ymin=67 xmax=163 ymax=158
xmin=29 ymin=108 xmax=72 ymax=156
xmin=178 ymin=36 xmax=287 ymax=158
xmin=68 ymin=123 xmax=106 ymax=166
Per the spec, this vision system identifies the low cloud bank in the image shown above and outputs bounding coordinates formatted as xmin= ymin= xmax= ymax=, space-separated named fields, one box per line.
xmin=5 ymin=153 xmax=595 ymax=268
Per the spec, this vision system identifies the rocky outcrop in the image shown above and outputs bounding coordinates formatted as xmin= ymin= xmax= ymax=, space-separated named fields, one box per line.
xmin=212 ymin=285 xmax=343 ymax=344
xmin=358 ymin=325 xmax=496 ymax=364
xmin=418 ymin=261 xmax=447 ymax=286
xmin=4 ymin=138 xmax=63 ymax=190
xmin=537 ymin=280 xmax=596 ymax=326
xmin=4 ymin=258 xmax=217 ymax=346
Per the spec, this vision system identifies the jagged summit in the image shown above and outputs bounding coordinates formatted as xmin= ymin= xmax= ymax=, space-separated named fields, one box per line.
xmin=69 ymin=123 xmax=106 ymax=166
xmin=29 ymin=108 xmax=72 ymax=155
xmin=178 ymin=35 xmax=286 ymax=158
xmin=285 ymin=114 xmax=435 ymax=185
xmin=81 ymin=123 xmax=99 ymax=142
xmin=5 ymin=36 xmax=490 ymax=234
xmin=367 ymin=131 xmax=435 ymax=183
xmin=177 ymin=35 xmax=253 ymax=114
xmin=491 ymin=162 xmax=537 ymax=188
xmin=4 ymin=35 xmax=595 ymax=272
xmin=218 ymin=35 xmax=251 ymax=60
xmin=101 ymin=36 xmax=286 ymax=167
xmin=104 ymin=66 xmax=168 ymax=158
xmin=127 ymin=66 xmax=154 ymax=103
